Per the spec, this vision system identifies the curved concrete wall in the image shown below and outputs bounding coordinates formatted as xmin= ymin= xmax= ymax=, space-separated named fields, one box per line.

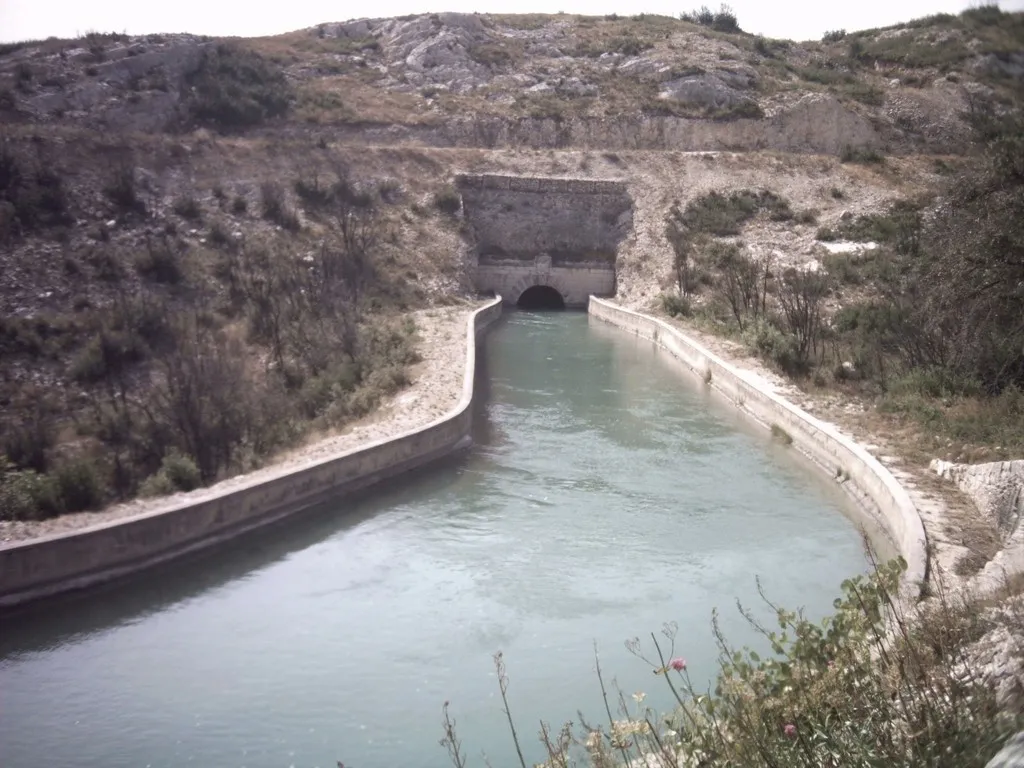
xmin=589 ymin=297 xmax=928 ymax=594
xmin=0 ymin=298 xmax=503 ymax=608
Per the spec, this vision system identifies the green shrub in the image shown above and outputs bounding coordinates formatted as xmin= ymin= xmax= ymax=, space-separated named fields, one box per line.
xmin=840 ymin=145 xmax=885 ymax=164
xmin=0 ymin=137 xmax=72 ymax=233
xmin=135 ymin=239 xmax=185 ymax=284
xmin=53 ymin=459 xmax=105 ymax=512
xmin=104 ymin=163 xmax=147 ymax=215
xmin=822 ymin=28 xmax=847 ymax=43
xmin=0 ymin=456 xmax=62 ymax=520
xmin=293 ymin=175 xmax=333 ymax=208
xmin=139 ymin=450 xmax=203 ymax=498
xmin=260 ymin=181 xmax=300 ymax=230
xmin=661 ymin=292 xmax=692 ymax=317
xmin=710 ymin=99 xmax=764 ymax=121
xmin=679 ymin=189 xmax=792 ymax=236
xmin=433 ymin=186 xmax=461 ymax=215
xmin=682 ymin=3 xmax=741 ymax=32
xmin=182 ymin=43 xmax=293 ymax=132
xmin=468 ymin=43 xmax=513 ymax=66
xmin=796 ymin=208 xmax=818 ymax=224
xmin=744 ymin=319 xmax=803 ymax=374
xmin=172 ymin=194 xmax=202 ymax=221
xmin=71 ymin=329 xmax=148 ymax=383
xmin=207 ymin=220 xmax=231 ymax=247
xmin=843 ymin=82 xmax=885 ymax=106
xmin=162 ymin=451 xmax=202 ymax=492
xmin=139 ymin=471 xmax=174 ymax=498
xmin=816 ymin=202 xmax=922 ymax=249
xmin=231 ymin=194 xmax=248 ymax=214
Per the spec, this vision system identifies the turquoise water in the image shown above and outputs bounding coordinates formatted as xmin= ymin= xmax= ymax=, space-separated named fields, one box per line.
xmin=0 ymin=311 xmax=880 ymax=768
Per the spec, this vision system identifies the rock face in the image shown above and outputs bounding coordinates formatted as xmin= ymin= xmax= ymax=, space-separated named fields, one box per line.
xmin=932 ymin=459 xmax=1024 ymax=590
xmin=659 ymin=72 xmax=753 ymax=111
xmin=986 ymin=731 xmax=1024 ymax=768
xmin=932 ymin=460 xmax=1024 ymax=546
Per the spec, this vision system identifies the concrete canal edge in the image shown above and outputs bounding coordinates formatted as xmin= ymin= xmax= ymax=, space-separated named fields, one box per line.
xmin=589 ymin=297 xmax=929 ymax=596
xmin=0 ymin=298 xmax=503 ymax=608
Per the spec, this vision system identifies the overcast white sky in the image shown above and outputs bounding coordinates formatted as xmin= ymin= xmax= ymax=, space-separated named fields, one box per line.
xmin=2 ymin=0 xmax=1023 ymax=43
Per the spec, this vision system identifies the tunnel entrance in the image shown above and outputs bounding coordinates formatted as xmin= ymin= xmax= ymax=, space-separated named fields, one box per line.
xmin=517 ymin=285 xmax=565 ymax=310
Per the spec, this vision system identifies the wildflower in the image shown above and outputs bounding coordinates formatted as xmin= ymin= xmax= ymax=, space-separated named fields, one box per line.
xmin=670 ymin=657 xmax=687 ymax=671
xmin=783 ymin=723 xmax=797 ymax=739
xmin=632 ymin=691 xmax=647 ymax=705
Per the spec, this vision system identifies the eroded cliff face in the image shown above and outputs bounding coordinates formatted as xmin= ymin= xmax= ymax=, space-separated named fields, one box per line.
xmin=932 ymin=459 xmax=1024 ymax=590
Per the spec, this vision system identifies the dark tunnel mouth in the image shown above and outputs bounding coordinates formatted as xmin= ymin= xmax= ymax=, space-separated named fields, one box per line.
xmin=516 ymin=285 xmax=566 ymax=310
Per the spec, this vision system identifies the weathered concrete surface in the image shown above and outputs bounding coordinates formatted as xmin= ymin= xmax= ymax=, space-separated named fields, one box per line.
xmin=476 ymin=260 xmax=613 ymax=308
xmin=931 ymin=459 xmax=1024 ymax=592
xmin=0 ymin=298 xmax=502 ymax=608
xmin=589 ymin=297 xmax=928 ymax=595
xmin=457 ymin=173 xmax=630 ymax=306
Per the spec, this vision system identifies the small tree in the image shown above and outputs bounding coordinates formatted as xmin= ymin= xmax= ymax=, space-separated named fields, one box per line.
xmin=665 ymin=200 xmax=694 ymax=296
xmin=777 ymin=267 xmax=832 ymax=370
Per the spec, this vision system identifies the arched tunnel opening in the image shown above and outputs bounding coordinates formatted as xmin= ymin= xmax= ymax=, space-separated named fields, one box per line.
xmin=516 ymin=285 xmax=566 ymax=310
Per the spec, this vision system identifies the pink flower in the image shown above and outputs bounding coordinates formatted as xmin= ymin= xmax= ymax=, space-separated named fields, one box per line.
xmin=783 ymin=724 xmax=797 ymax=739
xmin=669 ymin=657 xmax=687 ymax=671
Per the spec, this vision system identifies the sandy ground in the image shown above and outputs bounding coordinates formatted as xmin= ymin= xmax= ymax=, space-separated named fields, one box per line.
xmin=0 ymin=302 xmax=481 ymax=544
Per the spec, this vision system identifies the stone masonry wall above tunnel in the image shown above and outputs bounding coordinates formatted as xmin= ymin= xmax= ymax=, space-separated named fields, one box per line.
xmin=456 ymin=174 xmax=632 ymax=308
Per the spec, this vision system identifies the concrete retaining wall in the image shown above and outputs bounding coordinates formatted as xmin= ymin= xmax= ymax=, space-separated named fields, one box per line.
xmin=589 ymin=297 xmax=928 ymax=594
xmin=0 ymin=298 xmax=503 ymax=608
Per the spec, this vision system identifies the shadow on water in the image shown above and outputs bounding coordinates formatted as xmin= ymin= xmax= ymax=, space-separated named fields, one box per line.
xmin=0 ymin=334 xmax=505 ymax=654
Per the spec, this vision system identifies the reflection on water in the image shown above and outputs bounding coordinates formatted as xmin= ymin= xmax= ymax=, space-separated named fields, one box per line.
xmin=0 ymin=311 xmax=882 ymax=768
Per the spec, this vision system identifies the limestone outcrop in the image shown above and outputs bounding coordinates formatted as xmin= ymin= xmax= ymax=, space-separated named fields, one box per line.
xmin=932 ymin=459 xmax=1024 ymax=589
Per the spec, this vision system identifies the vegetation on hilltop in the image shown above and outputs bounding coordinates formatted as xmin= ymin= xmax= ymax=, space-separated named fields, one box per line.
xmin=2 ymin=6 xmax=1021 ymax=136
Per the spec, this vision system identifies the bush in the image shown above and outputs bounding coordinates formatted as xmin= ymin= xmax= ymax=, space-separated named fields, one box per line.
xmin=744 ymin=319 xmax=804 ymax=374
xmin=207 ymin=220 xmax=231 ymax=247
xmin=135 ymin=238 xmax=185 ymax=284
xmin=260 ymin=181 xmax=300 ymax=230
xmin=680 ymin=3 xmax=741 ymax=33
xmin=71 ymin=329 xmax=148 ymax=383
xmin=822 ymin=28 xmax=847 ymax=43
xmin=53 ymin=459 xmax=105 ymax=512
xmin=182 ymin=43 xmax=293 ymax=132
xmin=840 ymin=144 xmax=885 ymax=164
xmin=161 ymin=451 xmax=202 ymax=492
xmin=172 ymin=194 xmax=202 ymax=221
xmin=231 ymin=194 xmax=248 ymax=214
xmin=0 ymin=456 xmax=62 ymax=520
xmin=443 ymin=557 xmax=1020 ymax=768
xmin=104 ymin=163 xmax=147 ymax=215
xmin=0 ymin=137 xmax=72 ymax=234
xmin=678 ymin=189 xmax=791 ymax=236
xmin=293 ymin=175 xmax=333 ymax=209
xmin=433 ymin=186 xmax=461 ymax=215
xmin=661 ymin=292 xmax=692 ymax=317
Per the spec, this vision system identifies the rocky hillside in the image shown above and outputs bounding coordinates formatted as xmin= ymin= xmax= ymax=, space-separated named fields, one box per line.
xmin=1 ymin=8 xmax=1022 ymax=152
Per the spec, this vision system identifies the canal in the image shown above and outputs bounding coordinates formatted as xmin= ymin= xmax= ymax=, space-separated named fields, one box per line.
xmin=0 ymin=311 xmax=885 ymax=768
